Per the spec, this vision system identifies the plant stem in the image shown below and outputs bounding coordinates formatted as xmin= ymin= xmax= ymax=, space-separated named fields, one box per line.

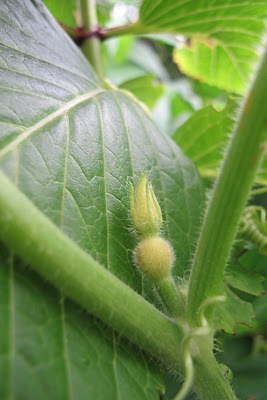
xmin=0 ymin=171 xmax=239 ymax=400
xmin=187 ymin=48 xmax=267 ymax=324
xmin=0 ymin=170 xmax=185 ymax=369
xmin=156 ymin=275 xmax=185 ymax=318
xmin=80 ymin=0 xmax=103 ymax=78
xmin=194 ymin=351 xmax=237 ymax=399
xmin=103 ymin=22 xmax=142 ymax=38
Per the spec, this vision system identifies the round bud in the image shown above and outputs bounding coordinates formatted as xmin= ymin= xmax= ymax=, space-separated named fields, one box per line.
xmin=134 ymin=236 xmax=174 ymax=281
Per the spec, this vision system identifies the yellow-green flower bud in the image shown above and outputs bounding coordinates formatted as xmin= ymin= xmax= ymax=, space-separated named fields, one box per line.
xmin=130 ymin=174 xmax=162 ymax=237
xmin=134 ymin=237 xmax=174 ymax=282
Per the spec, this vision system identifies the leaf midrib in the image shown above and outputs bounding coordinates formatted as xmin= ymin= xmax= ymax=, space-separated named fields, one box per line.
xmin=0 ymin=88 xmax=106 ymax=159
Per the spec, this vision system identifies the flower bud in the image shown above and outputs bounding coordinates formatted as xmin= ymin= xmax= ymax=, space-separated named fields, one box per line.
xmin=130 ymin=174 xmax=162 ymax=237
xmin=134 ymin=236 xmax=174 ymax=282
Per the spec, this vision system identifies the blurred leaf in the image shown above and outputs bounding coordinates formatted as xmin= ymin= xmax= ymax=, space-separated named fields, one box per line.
xmin=253 ymin=293 xmax=267 ymax=333
xmin=168 ymin=79 xmax=202 ymax=112
xmin=105 ymin=61 xmax=147 ymax=85
xmin=129 ymin=40 xmax=169 ymax=80
xmin=214 ymin=287 xmax=254 ymax=333
xmin=225 ymin=264 xmax=265 ymax=296
xmin=172 ymin=102 xmax=236 ymax=176
xmin=141 ymin=33 xmax=179 ymax=47
xmin=120 ymin=75 xmax=165 ymax=108
xmin=97 ymin=1 xmax=113 ymax=26
xmin=170 ymin=93 xmax=194 ymax=117
xmin=43 ymin=0 xmax=79 ymax=27
xmin=222 ymin=336 xmax=267 ymax=400
xmin=138 ymin=0 xmax=266 ymax=93
xmin=192 ymin=80 xmax=230 ymax=106
xmin=231 ymin=355 xmax=267 ymax=400
xmin=104 ymin=39 xmax=169 ymax=85
xmin=152 ymin=79 xmax=202 ymax=134
xmin=107 ymin=36 xmax=135 ymax=64
xmin=152 ymin=96 xmax=171 ymax=133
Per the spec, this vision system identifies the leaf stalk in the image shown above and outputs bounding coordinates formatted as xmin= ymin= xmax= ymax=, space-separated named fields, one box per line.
xmin=187 ymin=47 xmax=267 ymax=324
xmin=80 ymin=0 xmax=104 ymax=78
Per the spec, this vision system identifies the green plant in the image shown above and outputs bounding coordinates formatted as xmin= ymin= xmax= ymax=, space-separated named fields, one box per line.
xmin=0 ymin=1 xmax=266 ymax=399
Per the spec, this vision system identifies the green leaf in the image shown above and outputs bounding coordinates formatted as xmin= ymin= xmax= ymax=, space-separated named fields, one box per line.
xmin=221 ymin=334 xmax=267 ymax=400
xmin=172 ymin=102 xmax=236 ymax=178
xmin=174 ymin=38 xmax=258 ymax=94
xmin=104 ymin=36 xmax=135 ymax=66
xmin=214 ymin=287 xmax=254 ymax=333
xmin=225 ymin=264 xmax=265 ymax=296
xmin=0 ymin=0 xmax=204 ymax=398
xmin=104 ymin=39 xmax=169 ymax=85
xmin=120 ymin=75 xmax=165 ymax=108
xmin=129 ymin=40 xmax=169 ymax=81
xmin=229 ymin=355 xmax=267 ymax=400
xmin=173 ymin=101 xmax=267 ymax=185
xmin=43 ymin=0 xmax=79 ymax=27
xmin=138 ymin=0 xmax=267 ymax=93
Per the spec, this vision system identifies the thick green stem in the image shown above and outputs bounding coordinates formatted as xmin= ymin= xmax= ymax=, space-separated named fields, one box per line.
xmin=186 ymin=335 xmax=237 ymax=399
xmin=194 ymin=353 xmax=237 ymax=399
xmin=0 ymin=170 xmax=184 ymax=369
xmin=187 ymin=48 xmax=267 ymax=323
xmin=0 ymin=171 xmax=238 ymax=399
xmin=80 ymin=0 xmax=103 ymax=78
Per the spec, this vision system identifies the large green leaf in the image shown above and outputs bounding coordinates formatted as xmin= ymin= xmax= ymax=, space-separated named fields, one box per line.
xmin=0 ymin=0 xmax=204 ymax=398
xmin=138 ymin=0 xmax=267 ymax=93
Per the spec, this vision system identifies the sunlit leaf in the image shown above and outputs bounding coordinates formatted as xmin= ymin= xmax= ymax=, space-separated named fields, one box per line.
xmin=138 ymin=0 xmax=267 ymax=93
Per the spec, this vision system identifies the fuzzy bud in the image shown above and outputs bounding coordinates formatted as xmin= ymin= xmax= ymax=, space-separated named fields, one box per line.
xmin=134 ymin=236 xmax=174 ymax=282
xmin=130 ymin=174 xmax=162 ymax=237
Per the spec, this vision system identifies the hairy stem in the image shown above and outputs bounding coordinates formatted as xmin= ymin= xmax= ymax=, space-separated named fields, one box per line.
xmin=194 ymin=353 xmax=237 ymax=399
xmin=0 ymin=171 xmax=238 ymax=400
xmin=156 ymin=275 xmax=185 ymax=318
xmin=187 ymin=48 xmax=267 ymax=323
xmin=0 ymin=171 xmax=184 ymax=369
xmin=80 ymin=0 xmax=103 ymax=78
